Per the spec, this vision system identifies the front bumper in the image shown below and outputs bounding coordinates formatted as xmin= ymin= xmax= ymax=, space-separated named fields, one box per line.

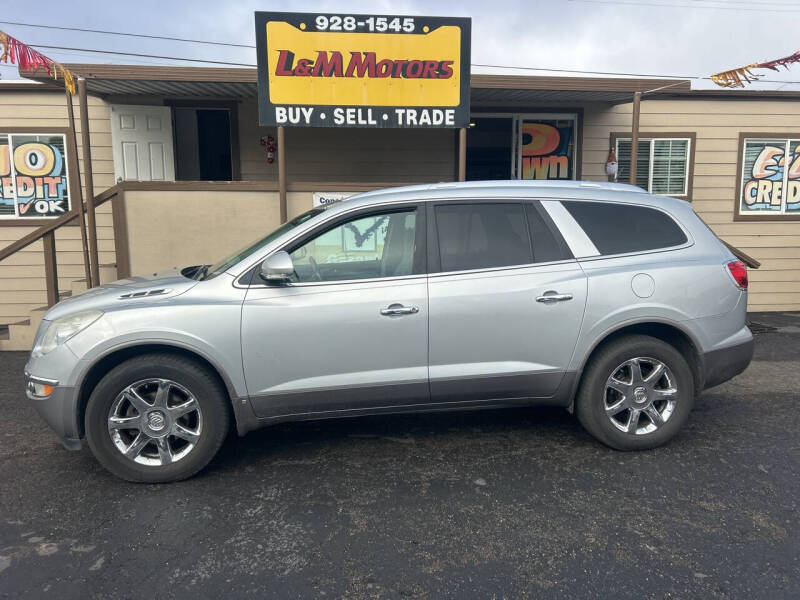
xmin=701 ymin=329 xmax=755 ymax=390
xmin=25 ymin=373 xmax=82 ymax=450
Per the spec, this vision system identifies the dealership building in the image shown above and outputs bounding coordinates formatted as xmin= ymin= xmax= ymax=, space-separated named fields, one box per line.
xmin=0 ymin=62 xmax=799 ymax=349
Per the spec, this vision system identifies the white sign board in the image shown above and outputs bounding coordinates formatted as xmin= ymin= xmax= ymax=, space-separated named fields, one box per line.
xmin=312 ymin=192 xmax=353 ymax=208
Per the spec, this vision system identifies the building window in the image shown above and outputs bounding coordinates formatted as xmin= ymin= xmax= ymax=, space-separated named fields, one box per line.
xmin=466 ymin=112 xmax=581 ymax=182
xmin=517 ymin=116 xmax=578 ymax=181
xmin=615 ymin=136 xmax=692 ymax=197
xmin=0 ymin=132 xmax=72 ymax=219
xmin=738 ymin=136 xmax=800 ymax=217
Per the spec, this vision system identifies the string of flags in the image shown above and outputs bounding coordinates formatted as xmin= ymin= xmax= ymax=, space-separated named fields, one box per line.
xmin=711 ymin=50 xmax=800 ymax=88
xmin=0 ymin=23 xmax=797 ymax=94
xmin=0 ymin=30 xmax=76 ymax=94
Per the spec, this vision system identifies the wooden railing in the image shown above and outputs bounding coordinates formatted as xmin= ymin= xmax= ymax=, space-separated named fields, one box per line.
xmin=0 ymin=184 xmax=124 ymax=307
xmin=0 ymin=180 xmax=409 ymax=310
xmin=0 ymin=180 xmax=761 ymax=312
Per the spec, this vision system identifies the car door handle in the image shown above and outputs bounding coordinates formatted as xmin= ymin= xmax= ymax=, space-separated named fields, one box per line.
xmin=536 ymin=291 xmax=574 ymax=304
xmin=380 ymin=304 xmax=419 ymax=316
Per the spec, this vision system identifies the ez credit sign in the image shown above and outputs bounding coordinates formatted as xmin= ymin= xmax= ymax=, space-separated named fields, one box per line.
xmin=254 ymin=12 xmax=471 ymax=128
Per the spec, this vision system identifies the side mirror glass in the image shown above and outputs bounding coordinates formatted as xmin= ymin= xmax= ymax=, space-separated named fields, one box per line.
xmin=259 ymin=251 xmax=294 ymax=283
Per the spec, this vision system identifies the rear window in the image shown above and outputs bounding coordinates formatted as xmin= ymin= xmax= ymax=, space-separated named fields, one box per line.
xmin=563 ymin=201 xmax=687 ymax=255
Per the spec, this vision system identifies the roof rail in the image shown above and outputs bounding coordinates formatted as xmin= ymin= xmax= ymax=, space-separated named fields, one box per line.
xmin=426 ymin=179 xmax=647 ymax=193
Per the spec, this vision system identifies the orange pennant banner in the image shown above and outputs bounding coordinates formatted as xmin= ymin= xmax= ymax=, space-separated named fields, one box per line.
xmin=0 ymin=30 xmax=76 ymax=94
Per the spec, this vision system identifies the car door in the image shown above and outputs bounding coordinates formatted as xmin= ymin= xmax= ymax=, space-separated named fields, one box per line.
xmin=241 ymin=203 xmax=429 ymax=418
xmin=427 ymin=200 xmax=587 ymax=403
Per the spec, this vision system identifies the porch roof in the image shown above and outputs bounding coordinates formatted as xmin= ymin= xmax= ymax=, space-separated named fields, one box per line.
xmin=19 ymin=63 xmax=692 ymax=104
xmin=19 ymin=63 xmax=800 ymax=103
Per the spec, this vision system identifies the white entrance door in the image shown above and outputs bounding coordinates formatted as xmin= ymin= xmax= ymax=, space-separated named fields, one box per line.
xmin=110 ymin=105 xmax=175 ymax=181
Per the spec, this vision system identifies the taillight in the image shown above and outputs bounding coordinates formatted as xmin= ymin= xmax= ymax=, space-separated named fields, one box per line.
xmin=726 ymin=260 xmax=748 ymax=290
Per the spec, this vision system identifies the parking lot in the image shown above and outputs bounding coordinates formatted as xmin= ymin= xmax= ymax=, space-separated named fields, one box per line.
xmin=0 ymin=312 xmax=798 ymax=599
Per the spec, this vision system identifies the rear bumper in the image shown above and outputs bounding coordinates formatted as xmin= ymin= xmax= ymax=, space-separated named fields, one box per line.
xmin=701 ymin=330 xmax=754 ymax=390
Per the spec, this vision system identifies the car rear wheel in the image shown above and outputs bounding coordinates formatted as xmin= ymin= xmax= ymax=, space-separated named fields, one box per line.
xmin=576 ymin=335 xmax=694 ymax=450
xmin=85 ymin=354 xmax=229 ymax=482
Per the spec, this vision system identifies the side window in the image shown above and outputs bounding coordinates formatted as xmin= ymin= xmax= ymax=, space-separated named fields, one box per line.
xmin=563 ymin=201 xmax=687 ymax=255
xmin=526 ymin=204 xmax=573 ymax=263
xmin=289 ymin=209 xmax=417 ymax=282
xmin=435 ymin=203 xmax=532 ymax=272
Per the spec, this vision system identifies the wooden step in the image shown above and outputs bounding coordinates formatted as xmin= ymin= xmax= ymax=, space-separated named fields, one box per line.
xmin=70 ymin=278 xmax=88 ymax=296
xmin=0 ymin=306 xmax=48 ymax=351
xmin=0 ymin=321 xmax=32 ymax=351
xmin=99 ymin=263 xmax=118 ymax=285
xmin=0 ymin=268 xmax=117 ymax=351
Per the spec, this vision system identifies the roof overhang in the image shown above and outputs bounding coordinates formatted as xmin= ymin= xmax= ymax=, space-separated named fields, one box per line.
xmin=17 ymin=63 xmax=800 ymax=104
xmin=19 ymin=63 xmax=689 ymax=104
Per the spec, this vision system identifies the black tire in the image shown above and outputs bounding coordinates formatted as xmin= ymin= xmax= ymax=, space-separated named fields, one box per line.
xmin=576 ymin=334 xmax=694 ymax=451
xmin=85 ymin=353 xmax=230 ymax=483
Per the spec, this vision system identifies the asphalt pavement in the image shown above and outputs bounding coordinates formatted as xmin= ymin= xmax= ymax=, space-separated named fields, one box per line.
xmin=0 ymin=312 xmax=798 ymax=599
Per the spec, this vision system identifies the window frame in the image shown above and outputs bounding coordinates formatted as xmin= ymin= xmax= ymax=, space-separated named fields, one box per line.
xmin=734 ymin=132 xmax=800 ymax=222
xmin=610 ymin=132 xmax=696 ymax=200
xmin=426 ymin=198 xmax=574 ymax=275
xmin=242 ymin=202 xmax=427 ymax=287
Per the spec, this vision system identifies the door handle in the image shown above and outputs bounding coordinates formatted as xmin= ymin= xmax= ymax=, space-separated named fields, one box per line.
xmin=536 ymin=291 xmax=574 ymax=304
xmin=380 ymin=303 xmax=419 ymax=316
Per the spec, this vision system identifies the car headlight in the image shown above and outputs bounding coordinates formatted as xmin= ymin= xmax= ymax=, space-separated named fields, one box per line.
xmin=32 ymin=310 xmax=103 ymax=356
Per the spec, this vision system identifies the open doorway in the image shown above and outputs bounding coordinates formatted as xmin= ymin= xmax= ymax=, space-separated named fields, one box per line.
xmin=172 ymin=102 xmax=238 ymax=181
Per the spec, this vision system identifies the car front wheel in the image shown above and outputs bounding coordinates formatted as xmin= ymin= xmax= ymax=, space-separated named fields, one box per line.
xmin=85 ymin=354 xmax=229 ymax=482
xmin=576 ymin=334 xmax=695 ymax=451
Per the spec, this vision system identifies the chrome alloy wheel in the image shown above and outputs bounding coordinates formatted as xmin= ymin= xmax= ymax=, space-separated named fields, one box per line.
xmin=107 ymin=379 xmax=203 ymax=466
xmin=603 ymin=357 xmax=678 ymax=435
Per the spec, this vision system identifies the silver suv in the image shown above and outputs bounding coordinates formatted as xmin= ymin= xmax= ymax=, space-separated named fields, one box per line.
xmin=25 ymin=181 xmax=753 ymax=482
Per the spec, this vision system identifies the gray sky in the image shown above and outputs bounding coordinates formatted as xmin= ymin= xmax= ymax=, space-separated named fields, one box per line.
xmin=2 ymin=0 xmax=799 ymax=90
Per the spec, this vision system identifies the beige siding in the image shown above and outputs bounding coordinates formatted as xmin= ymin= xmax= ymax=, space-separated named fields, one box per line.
xmin=124 ymin=189 xmax=281 ymax=275
xmin=581 ymin=99 xmax=800 ymax=311
xmin=0 ymin=89 xmax=116 ymax=325
xmin=237 ymin=100 xmax=456 ymax=183
xmin=125 ymin=189 xmax=384 ymax=274
xmin=3 ymin=86 xmax=798 ymax=322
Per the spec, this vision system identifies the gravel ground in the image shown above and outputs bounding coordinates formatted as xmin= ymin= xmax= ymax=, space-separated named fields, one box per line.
xmin=0 ymin=312 xmax=798 ymax=599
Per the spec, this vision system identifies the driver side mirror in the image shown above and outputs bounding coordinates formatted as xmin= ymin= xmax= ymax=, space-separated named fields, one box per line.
xmin=259 ymin=251 xmax=294 ymax=283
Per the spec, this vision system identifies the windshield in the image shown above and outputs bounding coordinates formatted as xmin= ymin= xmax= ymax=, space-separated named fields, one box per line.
xmin=199 ymin=208 xmax=326 ymax=280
